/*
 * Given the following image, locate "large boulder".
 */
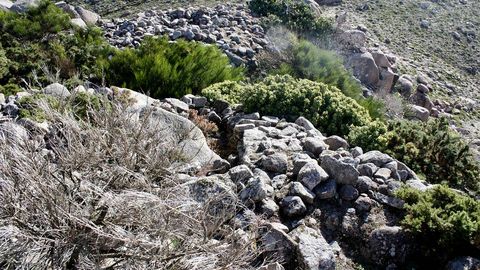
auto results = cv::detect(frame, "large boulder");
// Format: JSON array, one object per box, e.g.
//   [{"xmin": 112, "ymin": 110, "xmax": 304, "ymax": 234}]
[
  {"xmin": 406, "ymin": 104, "xmax": 429, "ymax": 122},
  {"xmin": 290, "ymin": 226, "xmax": 336, "ymax": 270},
  {"xmin": 366, "ymin": 226, "xmax": 411, "ymax": 266},
  {"xmin": 75, "ymin": 6, "xmax": 100, "ymax": 25},
  {"xmin": 147, "ymin": 107, "xmax": 224, "ymax": 169},
  {"xmin": 358, "ymin": 151, "xmax": 394, "ymax": 167},
  {"xmin": 259, "ymin": 223, "xmax": 297, "ymax": 264},
  {"xmin": 347, "ymin": 52, "xmax": 379, "ymax": 87},
  {"xmin": 337, "ymin": 30, "xmax": 367, "ymax": 49}
]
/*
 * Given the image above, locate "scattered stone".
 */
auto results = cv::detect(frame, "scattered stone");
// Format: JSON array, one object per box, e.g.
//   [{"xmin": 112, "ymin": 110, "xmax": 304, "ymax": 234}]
[
  {"xmin": 339, "ymin": 185, "xmax": 359, "ymax": 201},
  {"xmin": 303, "ymin": 137, "xmax": 328, "ymax": 157},
  {"xmin": 43, "ymin": 83, "xmax": 70, "ymax": 98},
  {"xmin": 358, "ymin": 151, "xmax": 394, "ymax": 167},
  {"xmin": 314, "ymin": 179, "xmax": 337, "ymax": 199},
  {"xmin": 290, "ymin": 226, "xmax": 336, "ymax": 270},
  {"xmin": 280, "ymin": 196, "xmax": 307, "ymax": 217},
  {"xmin": 324, "ymin": 135, "xmax": 349, "ymax": 150},
  {"xmin": 297, "ymin": 162, "xmax": 329, "ymax": 190},
  {"xmin": 261, "ymin": 153, "xmax": 288, "ymax": 173},
  {"xmin": 289, "ymin": 182, "xmax": 316, "ymax": 204}
]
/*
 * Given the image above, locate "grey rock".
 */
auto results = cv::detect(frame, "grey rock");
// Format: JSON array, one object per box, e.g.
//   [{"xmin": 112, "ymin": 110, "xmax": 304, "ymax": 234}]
[
  {"xmin": 280, "ymin": 196, "xmax": 307, "ymax": 217},
  {"xmin": 354, "ymin": 194, "xmax": 373, "ymax": 212},
  {"xmin": 272, "ymin": 174, "xmax": 288, "ymax": 189},
  {"xmin": 71, "ymin": 18, "xmax": 87, "ymax": 29},
  {"xmin": 396, "ymin": 75, "xmax": 414, "ymax": 97},
  {"xmin": 406, "ymin": 104, "xmax": 429, "ymax": 122},
  {"xmin": 339, "ymin": 185, "xmax": 359, "ymax": 201},
  {"xmin": 0, "ymin": 122, "xmax": 29, "ymax": 143},
  {"xmin": 357, "ymin": 163, "xmax": 378, "ymax": 177},
  {"xmin": 369, "ymin": 191, "xmax": 404, "ymax": 209},
  {"xmin": 347, "ymin": 52, "xmax": 379, "ymax": 87},
  {"xmin": 374, "ymin": 168, "xmax": 392, "ymax": 180},
  {"xmin": 207, "ymin": 111, "xmax": 221, "ymax": 123},
  {"xmin": 351, "ymin": 146, "xmax": 363, "ymax": 158},
  {"xmin": 43, "ymin": 83, "xmax": 70, "ymax": 98},
  {"xmin": 2, "ymin": 103, "xmax": 19, "ymax": 117},
  {"xmin": 324, "ymin": 135, "xmax": 349, "ymax": 150},
  {"xmin": 321, "ymin": 155, "xmax": 359, "ymax": 185},
  {"xmin": 446, "ymin": 257, "xmax": 480, "ymax": 270},
  {"xmin": 164, "ymin": 98, "xmax": 189, "ymax": 112},
  {"xmin": 9, "ymin": 0, "xmax": 40, "ymax": 13},
  {"xmin": 75, "ymin": 6, "xmax": 100, "ymax": 25},
  {"xmin": 368, "ymin": 226, "xmax": 410, "ymax": 265},
  {"xmin": 289, "ymin": 182, "xmax": 315, "ymax": 204},
  {"xmin": 292, "ymin": 153, "xmax": 315, "ymax": 176},
  {"xmin": 148, "ymin": 107, "xmax": 223, "ymax": 168},
  {"xmin": 239, "ymin": 177, "xmax": 272, "ymax": 203},
  {"xmin": 229, "ymin": 165, "xmax": 254, "ymax": 183},
  {"xmin": 406, "ymin": 179, "xmax": 428, "ymax": 191},
  {"xmin": 259, "ymin": 223, "xmax": 297, "ymax": 264},
  {"xmin": 295, "ymin": 116, "xmax": 316, "ymax": 130},
  {"xmin": 0, "ymin": 0, "xmax": 13, "ymax": 10},
  {"xmin": 356, "ymin": 176, "xmax": 378, "ymax": 193},
  {"xmin": 260, "ymin": 198, "xmax": 279, "ymax": 217},
  {"xmin": 261, "ymin": 153, "xmax": 288, "ymax": 173},
  {"xmin": 290, "ymin": 226, "xmax": 336, "ymax": 270},
  {"xmin": 314, "ymin": 179, "xmax": 337, "ymax": 199},
  {"xmin": 303, "ymin": 137, "xmax": 328, "ymax": 157},
  {"xmin": 358, "ymin": 151, "xmax": 394, "ymax": 167},
  {"xmin": 234, "ymin": 123, "xmax": 255, "ymax": 133},
  {"xmin": 297, "ymin": 162, "xmax": 329, "ymax": 190}
]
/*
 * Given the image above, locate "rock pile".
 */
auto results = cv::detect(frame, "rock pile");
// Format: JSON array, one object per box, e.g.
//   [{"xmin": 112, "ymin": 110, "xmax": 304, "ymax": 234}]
[
  {"xmin": 99, "ymin": 4, "xmax": 270, "ymax": 68},
  {"xmin": 1, "ymin": 83, "xmax": 477, "ymax": 269}
]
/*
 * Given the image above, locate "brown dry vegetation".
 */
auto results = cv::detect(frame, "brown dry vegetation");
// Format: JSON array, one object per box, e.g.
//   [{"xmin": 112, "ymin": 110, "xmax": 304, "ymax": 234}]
[{"xmin": 0, "ymin": 100, "xmax": 259, "ymax": 269}]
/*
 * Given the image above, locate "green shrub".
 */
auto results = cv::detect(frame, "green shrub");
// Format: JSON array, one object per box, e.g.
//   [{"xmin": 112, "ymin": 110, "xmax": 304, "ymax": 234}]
[
  {"xmin": 396, "ymin": 185, "xmax": 480, "ymax": 263},
  {"xmin": 272, "ymin": 40, "xmax": 385, "ymax": 119},
  {"xmin": 203, "ymin": 75, "xmax": 371, "ymax": 136},
  {"xmin": 0, "ymin": 1, "xmax": 110, "ymax": 86},
  {"xmin": 349, "ymin": 118, "xmax": 480, "ymax": 192},
  {"xmin": 17, "ymin": 94, "xmax": 60, "ymax": 122},
  {"xmin": 249, "ymin": 0, "xmax": 333, "ymax": 37},
  {"xmin": 0, "ymin": 83, "xmax": 21, "ymax": 97},
  {"xmin": 99, "ymin": 37, "xmax": 244, "ymax": 99}
]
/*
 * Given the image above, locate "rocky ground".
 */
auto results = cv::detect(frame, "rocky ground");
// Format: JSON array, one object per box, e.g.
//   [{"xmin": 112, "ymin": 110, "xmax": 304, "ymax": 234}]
[{"xmin": 2, "ymin": 82, "xmax": 478, "ymax": 269}]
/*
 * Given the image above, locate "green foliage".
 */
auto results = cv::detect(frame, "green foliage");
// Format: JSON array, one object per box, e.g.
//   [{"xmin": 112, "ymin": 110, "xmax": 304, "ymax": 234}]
[
  {"xmin": 0, "ymin": 1, "xmax": 110, "ymax": 87},
  {"xmin": 0, "ymin": 83, "xmax": 21, "ymax": 97},
  {"xmin": 203, "ymin": 75, "xmax": 372, "ymax": 136},
  {"xmin": 100, "ymin": 37, "xmax": 244, "ymax": 99},
  {"xmin": 396, "ymin": 185, "xmax": 480, "ymax": 260},
  {"xmin": 348, "ymin": 120, "xmax": 388, "ymax": 151},
  {"xmin": 272, "ymin": 40, "xmax": 385, "ymax": 119},
  {"xmin": 17, "ymin": 94, "xmax": 60, "ymax": 122},
  {"xmin": 349, "ymin": 118, "xmax": 480, "ymax": 192},
  {"xmin": 0, "ymin": 0, "xmax": 70, "ymax": 39},
  {"xmin": 249, "ymin": 0, "xmax": 333, "ymax": 37}
]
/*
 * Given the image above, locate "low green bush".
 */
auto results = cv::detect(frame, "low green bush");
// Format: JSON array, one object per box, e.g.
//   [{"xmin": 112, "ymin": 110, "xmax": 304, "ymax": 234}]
[
  {"xmin": 99, "ymin": 37, "xmax": 244, "ymax": 99},
  {"xmin": 271, "ymin": 39, "xmax": 385, "ymax": 119},
  {"xmin": 0, "ymin": 0, "xmax": 110, "ymax": 88},
  {"xmin": 203, "ymin": 75, "xmax": 371, "ymax": 136},
  {"xmin": 396, "ymin": 185, "xmax": 480, "ymax": 264},
  {"xmin": 349, "ymin": 118, "xmax": 480, "ymax": 192},
  {"xmin": 0, "ymin": 83, "xmax": 21, "ymax": 97},
  {"xmin": 249, "ymin": 0, "xmax": 333, "ymax": 37}
]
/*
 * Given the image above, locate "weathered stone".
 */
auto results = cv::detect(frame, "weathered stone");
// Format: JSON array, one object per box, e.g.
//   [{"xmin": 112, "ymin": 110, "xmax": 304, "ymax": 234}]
[
  {"xmin": 280, "ymin": 196, "xmax": 307, "ymax": 217},
  {"xmin": 303, "ymin": 137, "xmax": 328, "ymax": 157},
  {"xmin": 374, "ymin": 168, "xmax": 392, "ymax": 180},
  {"xmin": 289, "ymin": 182, "xmax": 315, "ymax": 204},
  {"xmin": 358, "ymin": 151, "xmax": 394, "ymax": 167},
  {"xmin": 295, "ymin": 116, "xmax": 316, "ymax": 130},
  {"xmin": 339, "ymin": 185, "xmax": 359, "ymax": 201},
  {"xmin": 314, "ymin": 179, "xmax": 337, "ymax": 199},
  {"xmin": 260, "ymin": 198, "xmax": 279, "ymax": 217},
  {"xmin": 239, "ymin": 177, "xmax": 272, "ymax": 203},
  {"xmin": 259, "ymin": 223, "xmax": 297, "ymax": 264},
  {"xmin": 43, "ymin": 83, "xmax": 70, "ymax": 98},
  {"xmin": 446, "ymin": 257, "xmax": 480, "ymax": 270},
  {"xmin": 297, "ymin": 162, "xmax": 329, "ymax": 190},
  {"xmin": 323, "ymin": 135, "xmax": 349, "ymax": 150},
  {"xmin": 355, "ymin": 176, "xmax": 378, "ymax": 193},
  {"xmin": 354, "ymin": 194, "xmax": 373, "ymax": 212},
  {"xmin": 261, "ymin": 153, "xmax": 288, "ymax": 173},
  {"xmin": 367, "ymin": 226, "xmax": 410, "ymax": 265},
  {"xmin": 228, "ymin": 165, "xmax": 254, "ymax": 183},
  {"xmin": 75, "ymin": 6, "xmax": 100, "ymax": 25},
  {"xmin": 351, "ymin": 146, "xmax": 363, "ymax": 158},
  {"xmin": 347, "ymin": 52, "xmax": 379, "ymax": 87},
  {"xmin": 290, "ymin": 226, "xmax": 336, "ymax": 270},
  {"xmin": 406, "ymin": 104, "xmax": 430, "ymax": 122},
  {"xmin": 321, "ymin": 155, "xmax": 359, "ymax": 185}
]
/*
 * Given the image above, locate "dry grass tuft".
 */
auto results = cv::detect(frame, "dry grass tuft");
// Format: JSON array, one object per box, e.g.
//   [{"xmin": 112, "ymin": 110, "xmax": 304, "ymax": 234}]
[{"xmin": 0, "ymin": 100, "xmax": 260, "ymax": 269}]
